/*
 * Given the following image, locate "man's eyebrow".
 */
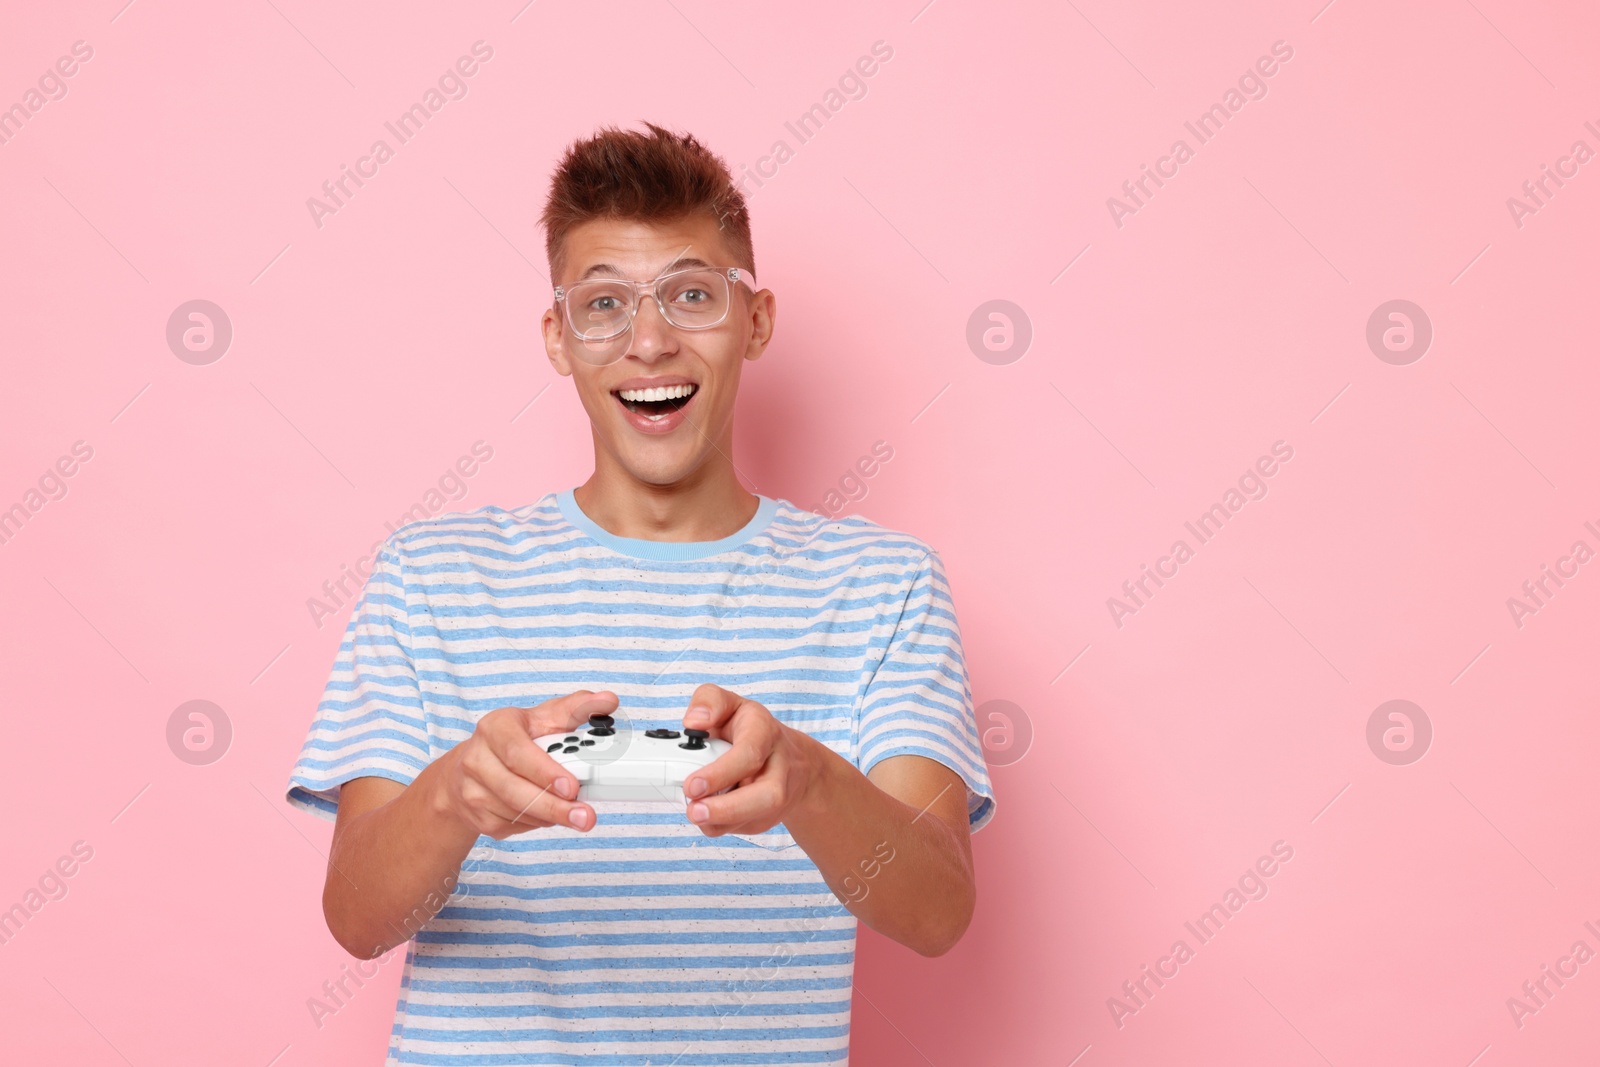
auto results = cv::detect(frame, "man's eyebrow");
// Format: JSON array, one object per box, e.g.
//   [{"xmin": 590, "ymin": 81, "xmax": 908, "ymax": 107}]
[
  {"xmin": 576, "ymin": 257, "xmax": 714, "ymax": 281},
  {"xmin": 662, "ymin": 255, "xmax": 713, "ymax": 272}
]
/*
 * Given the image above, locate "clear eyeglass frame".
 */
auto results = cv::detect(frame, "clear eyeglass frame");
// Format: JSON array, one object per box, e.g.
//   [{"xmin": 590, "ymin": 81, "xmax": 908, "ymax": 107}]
[{"xmin": 553, "ymin": 266, "xmax": 754, "ymax": 366}]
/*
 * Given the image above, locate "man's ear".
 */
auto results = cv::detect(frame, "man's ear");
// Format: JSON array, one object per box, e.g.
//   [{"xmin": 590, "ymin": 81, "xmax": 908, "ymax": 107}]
[
  {"xmin": 744, "ymin": 288, "xmax": 776, "ymax": 363},
  {"xmin": 541, "ymin": 307, "xmax": 575, "ymax": 377}
]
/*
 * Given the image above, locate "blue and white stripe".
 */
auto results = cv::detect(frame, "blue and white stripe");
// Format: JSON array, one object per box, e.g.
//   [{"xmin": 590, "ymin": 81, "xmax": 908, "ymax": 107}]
[{"xmin": 287, "ymin": 489, "xmax": 994, "ymax": 1065}]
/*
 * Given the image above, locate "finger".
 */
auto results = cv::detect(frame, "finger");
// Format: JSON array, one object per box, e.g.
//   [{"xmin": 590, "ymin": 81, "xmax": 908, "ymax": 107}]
[
  {"xmin": 485, "ymin": 713, "xmax": 592, "ymax": 800},
  {"xmin": 528, "ymin": 689, "xmax": 619, "ymax": 736},
  {"xmin": 476, "ymin": 799, "xmax": 556, "ymax": 836},
  {"xmin": 682, "ymin": 684, "xmax": 742, "ymax": 733},
  {"xmin": 463, "ymin": 762, "xmax": 564, "ymax": 829},
  {"xmin": 689, "ymin": 774, "xmax": 785, "ymax": 831},
  {"xmin": 683, "ymin": 729, "xmax": 772, "ymax": 800},
  {"xmin": 455, "ymin": 768, "xmax": 555, "ymax": 833},
  {"xmin": 469, "ymin": 746, "xmax": 595, "ymax": 830},
  {"xmin": 502, "ymin": 691, "xmax": 619, "ymax": 803}
]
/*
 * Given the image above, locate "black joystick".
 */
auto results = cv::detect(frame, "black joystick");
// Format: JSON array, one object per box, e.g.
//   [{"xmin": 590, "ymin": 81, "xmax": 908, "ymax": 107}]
[
  {"xmin": 587, "ymin": 713, "xmax": 616, "ymax": 737},
  {"xmin": 679, "ymin": 728, "xmax": 709, "ymax": 751}
]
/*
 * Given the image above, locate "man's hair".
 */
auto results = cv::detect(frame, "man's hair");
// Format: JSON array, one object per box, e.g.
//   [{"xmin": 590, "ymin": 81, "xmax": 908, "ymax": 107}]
[{"xmin": 540, "ymin": 122, "xmax": 754, "ymax": 283}]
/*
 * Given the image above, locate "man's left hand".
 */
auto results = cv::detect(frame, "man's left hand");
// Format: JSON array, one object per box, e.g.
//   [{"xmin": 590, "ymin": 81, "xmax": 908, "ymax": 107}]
[{"xmin": 679, "ymin": 683, "xmax": 825, "ymax": 836}]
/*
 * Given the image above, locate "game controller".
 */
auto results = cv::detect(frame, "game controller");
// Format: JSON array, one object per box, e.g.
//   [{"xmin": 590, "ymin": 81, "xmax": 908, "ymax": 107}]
[{"xmin": 533, "ymin": 713, "xmax": 733, "ymax": 803}]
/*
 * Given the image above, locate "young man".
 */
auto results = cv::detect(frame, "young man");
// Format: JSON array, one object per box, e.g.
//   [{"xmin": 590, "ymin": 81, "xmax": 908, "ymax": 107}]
[{"xmin": 287, "ymin": 122, "xmax": 995, "ymax": 1066}]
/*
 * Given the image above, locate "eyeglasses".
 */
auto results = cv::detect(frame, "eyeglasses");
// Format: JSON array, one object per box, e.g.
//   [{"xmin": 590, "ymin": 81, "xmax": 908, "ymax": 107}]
[{"xmin": 553, "ymin": 266, "xmax": 752, "ymax": 366}]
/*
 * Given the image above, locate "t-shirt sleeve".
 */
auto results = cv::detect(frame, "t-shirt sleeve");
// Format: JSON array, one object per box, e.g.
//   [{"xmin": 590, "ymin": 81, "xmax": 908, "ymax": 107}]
[
  {"xmin": 856, "ymin": 547, "xmax": 996, "ymax": 832},
  {"xmin": 286, "ymin": 538, "xmax": 432, "ymax": 821}
]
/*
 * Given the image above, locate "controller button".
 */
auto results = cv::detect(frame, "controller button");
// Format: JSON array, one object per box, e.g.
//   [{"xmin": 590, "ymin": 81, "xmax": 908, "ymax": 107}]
[
  {"xmin": 564, "ymin": 735, "xmax": 579, "ymax": 742},
  {"xmin": 546, "ymin": 742, "xmax": 563, "ymax": 752},
  {"xmin": 587, "ymin": 727, "xmax": 615, "ymax": 737},
  {"xmin": 645, "ymin": 728, "xmax": 682, "ymax": 739},
  {"xmin": 680, "ymin": 728, "xmax": 709, "ymax": 750},
  {"xmin": 580, "ymin": 739, "xmax": 595, "ymax": 746},
  {"xmin": 588, "ymin": 714, "xmax": 615, "ymax": 728},
  {"xmin": 563, "ymin": 745, "xmax": 580, "ymax": 753}
]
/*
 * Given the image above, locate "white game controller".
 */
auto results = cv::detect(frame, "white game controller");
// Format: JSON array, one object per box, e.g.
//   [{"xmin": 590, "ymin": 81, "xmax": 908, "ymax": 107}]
[{"xmin": 533, "ymin": 713, "xmax": 733, "ymax": 803}]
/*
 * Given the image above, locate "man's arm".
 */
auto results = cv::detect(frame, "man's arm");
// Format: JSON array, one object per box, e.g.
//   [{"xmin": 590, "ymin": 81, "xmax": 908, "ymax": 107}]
[
  {"xmin": 680, "ymin": 686, "xmax": 976, "ymax": 957},
  {"xmin": 791, "ymin": 747, "xmax": 975, "ymax": 957},
  {"xmin": 323, "ymin": 773, "xmax": 473, "ymax": 958},
  {"xmin": 321, "ymin": 691, "xmax": 614, "ymax": 958}
]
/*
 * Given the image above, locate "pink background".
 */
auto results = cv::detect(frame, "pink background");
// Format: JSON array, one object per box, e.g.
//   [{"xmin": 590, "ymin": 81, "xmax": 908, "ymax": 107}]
[{"xmin": 3, "ymin": 1, "xmax": 1597, "ymax": 1063}]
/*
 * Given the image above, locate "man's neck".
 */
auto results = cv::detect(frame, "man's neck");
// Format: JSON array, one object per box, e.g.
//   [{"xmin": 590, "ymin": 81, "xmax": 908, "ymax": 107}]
[{"xmin": 572, "ymin": 469, "xmax": 759, "ymax": 543}]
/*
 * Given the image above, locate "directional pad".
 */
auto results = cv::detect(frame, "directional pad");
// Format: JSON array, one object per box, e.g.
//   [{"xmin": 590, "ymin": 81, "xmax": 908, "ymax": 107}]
[{"xmin": 645, "ymin": 728, "xmax": 681, "ymax": 739}]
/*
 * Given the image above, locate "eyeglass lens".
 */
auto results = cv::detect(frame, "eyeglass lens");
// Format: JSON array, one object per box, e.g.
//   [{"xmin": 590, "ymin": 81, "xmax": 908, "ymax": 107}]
[{"xmin": 565, "ymin": 270, "xmax": 730, "ymax": 343}]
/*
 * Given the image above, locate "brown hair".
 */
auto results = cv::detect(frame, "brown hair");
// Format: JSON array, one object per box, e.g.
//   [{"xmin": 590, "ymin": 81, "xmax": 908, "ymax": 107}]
[{"xmin": 540, "ymin": 122, "xmax": 754, "ymax": 283}]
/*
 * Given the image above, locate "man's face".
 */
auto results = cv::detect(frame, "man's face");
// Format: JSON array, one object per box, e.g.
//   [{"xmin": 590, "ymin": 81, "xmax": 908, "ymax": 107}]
[{"xmin": 540, "ymin": 214, "xmax": 775, "ymax": 489}]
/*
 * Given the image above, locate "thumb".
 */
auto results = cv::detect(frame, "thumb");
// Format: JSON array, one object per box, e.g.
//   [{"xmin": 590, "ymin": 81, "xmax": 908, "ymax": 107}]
[{"xmin": 533, "ymin": 689, "xmax": 619, "ymax": 733}]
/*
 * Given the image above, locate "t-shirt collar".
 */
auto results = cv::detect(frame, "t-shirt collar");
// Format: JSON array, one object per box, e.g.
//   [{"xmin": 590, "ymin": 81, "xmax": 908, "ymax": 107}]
[{"xmin": 556, "ymin": 488, "xmax": 780, "ymax": 561}]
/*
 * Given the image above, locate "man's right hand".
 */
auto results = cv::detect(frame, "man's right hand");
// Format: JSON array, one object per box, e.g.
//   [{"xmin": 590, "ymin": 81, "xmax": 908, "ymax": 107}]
[{"xmin": 425, "ymin": 689, "xmax": 618, "ymax": 836}]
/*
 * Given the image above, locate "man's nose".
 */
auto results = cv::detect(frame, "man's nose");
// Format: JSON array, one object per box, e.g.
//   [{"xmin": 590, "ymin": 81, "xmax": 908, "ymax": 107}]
[{"xmin": 626, "ymin": 293, "xmax": 676, "ymax": 360}]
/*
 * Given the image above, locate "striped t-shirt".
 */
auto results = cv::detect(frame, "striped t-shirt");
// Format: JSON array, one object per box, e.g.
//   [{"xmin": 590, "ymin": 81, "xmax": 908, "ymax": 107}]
[{"xmin": 286, "ymin": 488, "xmax": 996, "ymax": 1066}]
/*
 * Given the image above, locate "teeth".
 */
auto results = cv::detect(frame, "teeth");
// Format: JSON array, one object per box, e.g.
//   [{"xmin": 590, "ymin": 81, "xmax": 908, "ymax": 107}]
[{"xmin": 618, "ymin": 383, "xmax": 696, "ymax": 402}]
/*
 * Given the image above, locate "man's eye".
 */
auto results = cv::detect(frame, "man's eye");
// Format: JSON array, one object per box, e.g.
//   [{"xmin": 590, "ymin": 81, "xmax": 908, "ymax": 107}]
[
  {"xmin": 590, "ymin": 296, "xmax": 621, "ymax": 311},
  {"xmin": 675, "ymin": 288, "xmax": 709, "ymax": 304}
]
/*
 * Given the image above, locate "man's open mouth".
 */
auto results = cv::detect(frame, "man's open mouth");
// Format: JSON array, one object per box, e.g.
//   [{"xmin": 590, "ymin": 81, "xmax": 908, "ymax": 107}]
[{"xmin": 612, "ymin": 383, "xmax": 698, "ymax": 421}]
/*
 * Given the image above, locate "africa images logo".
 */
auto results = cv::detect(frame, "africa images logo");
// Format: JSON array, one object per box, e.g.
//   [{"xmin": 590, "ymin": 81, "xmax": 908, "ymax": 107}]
[
  {"xmin": 1105, "ymin": 40, "xmax": 1295, "ymax": 229},
  {"xmin": 305, "ymin": 41, "xmax": 494, "ymax": 228}
]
